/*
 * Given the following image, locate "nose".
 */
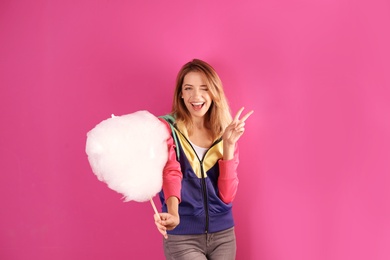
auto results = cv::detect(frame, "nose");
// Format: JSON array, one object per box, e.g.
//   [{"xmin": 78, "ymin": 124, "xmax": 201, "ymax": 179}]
[{"xmin": 192, "ymin": 87, "xmax": 201, "ymax": 97}]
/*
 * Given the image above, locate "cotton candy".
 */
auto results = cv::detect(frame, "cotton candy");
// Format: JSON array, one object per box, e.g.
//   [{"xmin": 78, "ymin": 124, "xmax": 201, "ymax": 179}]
[{"xmin": 85, "ymin": 110, "xmax": 170, "ymax": 202}]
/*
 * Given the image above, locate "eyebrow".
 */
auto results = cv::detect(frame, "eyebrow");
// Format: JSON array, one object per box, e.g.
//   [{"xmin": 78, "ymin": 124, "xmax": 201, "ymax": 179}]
[{"xmin": 183, "ymin": 84, "xmax": 208, "ymax": 87}]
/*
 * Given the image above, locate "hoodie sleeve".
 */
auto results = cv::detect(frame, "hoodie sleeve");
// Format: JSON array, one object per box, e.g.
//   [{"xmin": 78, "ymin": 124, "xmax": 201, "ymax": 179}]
[
  {"xmin": 159, "ymin": 118, "xmax": 182, "ymax": 203},
  {"xmin": 218, "ymin": 144, "xmax": 239, "ymax": 204}
]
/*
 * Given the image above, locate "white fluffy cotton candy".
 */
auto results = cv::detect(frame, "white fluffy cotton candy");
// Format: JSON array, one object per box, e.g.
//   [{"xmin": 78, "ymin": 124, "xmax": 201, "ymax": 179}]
[{"xmin": 85, "ymin": 110, "xmax": 170, "ymax": 202}]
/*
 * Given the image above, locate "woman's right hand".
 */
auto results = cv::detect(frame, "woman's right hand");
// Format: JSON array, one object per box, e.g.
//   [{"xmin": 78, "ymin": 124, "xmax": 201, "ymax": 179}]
[{"xmin": 154, "ymin": 212, "xmax": 180, "ymax": 239}]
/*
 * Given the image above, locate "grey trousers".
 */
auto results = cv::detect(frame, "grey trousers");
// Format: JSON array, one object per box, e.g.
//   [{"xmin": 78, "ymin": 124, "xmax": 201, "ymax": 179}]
[{"xmin": 163, "ymin": 227, "xmax": 236, "ymax": 260}]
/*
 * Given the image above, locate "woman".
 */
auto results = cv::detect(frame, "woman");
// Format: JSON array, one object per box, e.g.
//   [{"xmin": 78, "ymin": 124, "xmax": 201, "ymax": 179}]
[{"xmin": 154, "ymin": 59, "xmax": 253, "ymax": 260}]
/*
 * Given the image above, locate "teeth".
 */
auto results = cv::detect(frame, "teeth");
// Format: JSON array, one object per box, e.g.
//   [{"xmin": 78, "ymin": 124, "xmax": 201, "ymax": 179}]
[{"xmin": 192, "ymin": 102, "xmax": 204, "ymax": 105}]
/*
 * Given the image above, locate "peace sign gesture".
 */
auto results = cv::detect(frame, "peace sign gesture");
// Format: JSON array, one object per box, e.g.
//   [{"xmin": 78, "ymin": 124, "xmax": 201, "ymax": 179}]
[{"xmin": 222, "ymin": 107, "xmax": 254, "ymax": 160}]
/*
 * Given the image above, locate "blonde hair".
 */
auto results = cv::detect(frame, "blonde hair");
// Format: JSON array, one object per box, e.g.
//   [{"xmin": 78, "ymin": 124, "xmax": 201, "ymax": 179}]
[{"xmin": 171, "ymin": 59, "xmax": 232, "ymax": 140}]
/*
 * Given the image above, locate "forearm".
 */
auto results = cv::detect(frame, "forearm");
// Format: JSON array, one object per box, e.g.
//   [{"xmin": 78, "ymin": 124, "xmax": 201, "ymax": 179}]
[{"xmin": 166, "ymin": 196, "xmax": 179, "ymax": 216}]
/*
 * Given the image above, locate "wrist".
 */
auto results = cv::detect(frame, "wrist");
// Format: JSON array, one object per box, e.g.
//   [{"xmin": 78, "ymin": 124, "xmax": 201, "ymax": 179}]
[{"xmin": 223, "ymin": 144, "xmax": 235, "ymax": 160}]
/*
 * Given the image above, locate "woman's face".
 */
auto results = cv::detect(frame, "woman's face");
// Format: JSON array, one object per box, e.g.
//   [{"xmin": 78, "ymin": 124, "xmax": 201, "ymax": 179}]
[{"xmin": 181, "ymin": 71, "xmax": 212, "ymax": 120}]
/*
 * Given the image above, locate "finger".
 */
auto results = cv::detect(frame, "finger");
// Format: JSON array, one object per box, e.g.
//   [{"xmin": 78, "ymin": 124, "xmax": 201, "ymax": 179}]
[
  {"xmin": 156, "ymin": 224, "xmax": 165, "ymax": 232},
  {"xmin": 154, "ymin": 213, "xmax": 161, "ymax": 222},
  {"xmin": 235, "ymin": 127, "xmax": 245, "ymax": 133},
  {"xmin": 234, "ymin": 107, "xmax": 245, "ymax": 122},
  {"xmin": 161, "ymin": 219, "xmax": 170, "ymax": 226},
  {"xmin": 225, "ymin": 123, "xmax": 237, "ymax": 133},
  {"xmin": 159, "ymin": 227, "xmax": 168, "ymax": 239},
  {"xmin": 157, "ymin": 224, "xmax": 168, "ymax": 238},
  {"xmin": 157, "ymin": 222, "xmax": 167, "ymax": 232},
  {"xmin": 154, "ymin": 218, "xmax": 165, "ymax": 228},
  {"xmin": 235, "ymin": 122, "xmax": 245, "ymax": 129},
  {"xmin": 239, "ymin": 110, "xmax": 254, "ymax": 123},
  {"xmin": 158, "ymin": 213, "xmax": 169, "ymax": 220}
]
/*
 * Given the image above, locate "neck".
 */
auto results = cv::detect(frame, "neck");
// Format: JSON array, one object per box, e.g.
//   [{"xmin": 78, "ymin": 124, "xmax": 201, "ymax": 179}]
[{"xmin": 192, "ymin": 117, "xmax": 205, "ymax": 129}]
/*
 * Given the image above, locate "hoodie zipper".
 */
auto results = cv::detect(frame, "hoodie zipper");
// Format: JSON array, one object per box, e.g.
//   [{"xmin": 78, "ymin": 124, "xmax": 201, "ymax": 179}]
[{"xmin": 177, "ymin": 130, "xmax": 222, "ymax": 233}]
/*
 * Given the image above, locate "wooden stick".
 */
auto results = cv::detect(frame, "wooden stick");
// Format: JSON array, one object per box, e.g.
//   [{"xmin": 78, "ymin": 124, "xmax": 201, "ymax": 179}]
[{"xmin": 150, "ymin": 198, "xmax": 159, "ymax": 215}]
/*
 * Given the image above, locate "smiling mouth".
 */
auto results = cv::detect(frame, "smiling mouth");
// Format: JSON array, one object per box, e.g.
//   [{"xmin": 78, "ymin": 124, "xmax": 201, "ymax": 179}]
[{"xmin": 191, "ymin": 102, "xmax": 204, "ymax": 110}]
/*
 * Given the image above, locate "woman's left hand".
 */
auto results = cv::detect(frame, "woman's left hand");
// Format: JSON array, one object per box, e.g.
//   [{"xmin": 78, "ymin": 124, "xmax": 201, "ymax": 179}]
[
  {"xmin": 222, "ymin": 107, "xmax": 253, "ymax": 159},
  {"xmin": 223, "ymin": 107, "xmax": 253, "ymax": 145}
]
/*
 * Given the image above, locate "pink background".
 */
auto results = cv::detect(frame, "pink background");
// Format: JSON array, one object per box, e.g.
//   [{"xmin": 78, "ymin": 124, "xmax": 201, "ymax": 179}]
[{"xmin": 1, "ymin": 0, "xmax": 389, "ymax": 259}]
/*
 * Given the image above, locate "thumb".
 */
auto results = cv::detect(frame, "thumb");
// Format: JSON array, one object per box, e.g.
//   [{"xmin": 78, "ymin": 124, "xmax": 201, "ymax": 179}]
[{"xmin": 154, "ymin": 213, "xmax": 161, "ymax": 222}]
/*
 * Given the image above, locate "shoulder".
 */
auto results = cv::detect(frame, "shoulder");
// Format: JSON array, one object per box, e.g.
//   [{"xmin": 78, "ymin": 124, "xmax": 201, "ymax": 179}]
[
  {"xmin": 158, "ymin": 114, "xmax": 176, "ymax": 124},
  {"xmin": 158, "ymin": 114, "xmax": 177, "ymax": 134}
]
